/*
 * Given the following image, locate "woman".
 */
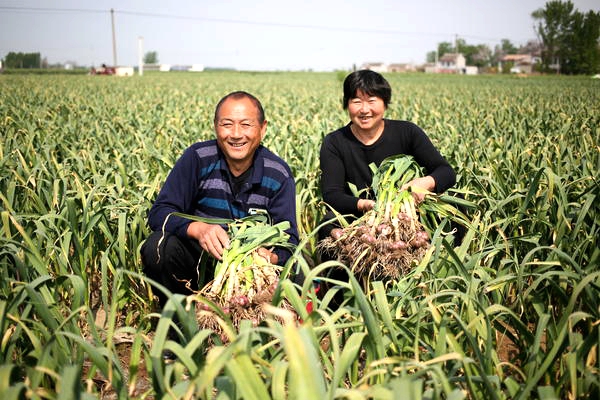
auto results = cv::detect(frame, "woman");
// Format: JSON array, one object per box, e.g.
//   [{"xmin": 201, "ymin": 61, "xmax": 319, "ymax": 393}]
[{"xmin": 318, "ymin": 69, "xmax": 456, "ymax": 263}]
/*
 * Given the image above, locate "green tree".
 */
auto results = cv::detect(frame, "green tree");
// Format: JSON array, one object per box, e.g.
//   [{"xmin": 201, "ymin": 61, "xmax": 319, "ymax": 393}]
[
  {"xmin": 433, "ymin": 40, "xmax": 491, "ymax": 67},
  {"xmin": 426, "ymin": 51, "xmax": 437, "ymax": 63},
  {"xmin": 500, "ymin": 39, "xmax": 518, "ymax": 55},
  {"xmin": 4, "ymin": 52, "xmax": 41, "ymax": 68},
  {"xmin": 519, "ymin": 40, "xmax": 543, "ymax": 56},
  {"xmin": 532, "ymin": 0, "xmax": 600, "ymax": 74},
  {"xmin": 437, "ymin": 42, "xmax": 454, "ymax": 58},
  {"xmin": 492, "ymin": 39, "xmax": 519, "ymax": 66},
  {"xmin": 143, "ymin": 51, "xmax": 159, "ymax": 64},
  {"xmin": 470, "ymin": 44, "xmax": 493, "ymax": 67},
  {"xmin": 561, "ymin": 10, "xmax": 600, "ymax": 74}
]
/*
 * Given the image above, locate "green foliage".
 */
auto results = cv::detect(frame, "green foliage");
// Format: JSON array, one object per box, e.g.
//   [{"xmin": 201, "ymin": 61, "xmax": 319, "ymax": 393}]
[
  {"xmin": 532, "ymin": 0, "xmax": 600, "ymax": 74},
  {"xmin": 0, "ymin": 72, "xmax": 598, "ymax": 399},
  {"xmin": 3, "ymin": 51, "xmax": 41, "ymax": 68},
  {"xmin": 143, "ymin": 51, "xmax": 159, "ymax": 64}
]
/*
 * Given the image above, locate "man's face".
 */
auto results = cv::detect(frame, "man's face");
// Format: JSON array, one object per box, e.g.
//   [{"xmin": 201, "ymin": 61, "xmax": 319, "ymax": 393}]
[{"xmin": 215, "ymin": 96, "xmax": 267, "ymax": 174}]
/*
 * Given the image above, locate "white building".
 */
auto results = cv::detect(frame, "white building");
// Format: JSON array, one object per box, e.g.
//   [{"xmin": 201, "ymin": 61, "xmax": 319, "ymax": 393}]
[{"xmin": 425, "ymin": 53, "xmax": 478, "ymax": 74}]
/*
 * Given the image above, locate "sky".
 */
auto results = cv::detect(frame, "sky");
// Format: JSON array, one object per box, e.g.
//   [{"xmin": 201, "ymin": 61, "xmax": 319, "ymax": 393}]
[{"xmin": 1, "ymin": 0, "xmax": 598, "ymax": 71}]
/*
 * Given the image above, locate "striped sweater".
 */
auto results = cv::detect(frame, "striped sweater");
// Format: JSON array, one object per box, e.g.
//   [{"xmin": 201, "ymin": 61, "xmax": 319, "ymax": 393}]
[{"xmin": 148, "ymin": 140, "xmax": 298, "ymax": 261}]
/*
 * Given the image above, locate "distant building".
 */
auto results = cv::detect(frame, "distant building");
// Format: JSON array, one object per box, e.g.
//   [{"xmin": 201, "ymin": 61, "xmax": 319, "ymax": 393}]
[
  {"xmin": 501, "ymin": 54, "xmax": 539, "ymax": 74},
  {"xmin": 115, "ymin": 66, "xmax": 134, "ymax": 76},
  {"xmin": 165, "ymin": 64, "xmax": 204, "ymax": 72},
  {"xmin": 360, "ymin": 62, "xmax": 387, "ymax": 73},
  {"xmin": 359, "ymin": 62, "xmax": 418, "ymax": 73},
  {"xmin": 424, "ymin": 53, "xmax": 478, "ymax": 75},
  {"xmin": 388, "ymin": 63, "xmax": 416, "ymax": 73},
  {"xmin": 438, "ymin": 53, "xmax": 466, "ymax": 71},
  {"xmin": 141, "ymin": 63, "xmax": 172, "ymax": 72}
]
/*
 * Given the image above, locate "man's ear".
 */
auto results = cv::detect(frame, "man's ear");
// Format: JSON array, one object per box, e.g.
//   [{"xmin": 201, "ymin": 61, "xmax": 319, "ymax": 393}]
[{"xmin": 260, "ymin": 120, "xmax": 268, "ymax": 140}]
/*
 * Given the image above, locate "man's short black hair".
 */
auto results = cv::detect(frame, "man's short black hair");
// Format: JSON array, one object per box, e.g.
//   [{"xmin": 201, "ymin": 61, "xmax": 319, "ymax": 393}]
[
  {"xmin": 342, "ymin": 70, "xmax": 392, "ymax": 110},
  {"xmin": 214, "ymin": 91, "xmax": 265, "ymax": 124}
]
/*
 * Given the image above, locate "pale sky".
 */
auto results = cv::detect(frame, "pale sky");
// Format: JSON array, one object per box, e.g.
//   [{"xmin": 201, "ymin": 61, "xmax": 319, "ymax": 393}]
[{"xmin": 1, "ymin": 0, "xmax": 598, "ymax": 71}]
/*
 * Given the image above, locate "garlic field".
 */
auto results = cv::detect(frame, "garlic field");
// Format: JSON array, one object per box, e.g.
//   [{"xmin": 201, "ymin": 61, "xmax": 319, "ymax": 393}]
[{"xmin": 0, "ymin": 71, "xmax": 598, "ymax": 399}]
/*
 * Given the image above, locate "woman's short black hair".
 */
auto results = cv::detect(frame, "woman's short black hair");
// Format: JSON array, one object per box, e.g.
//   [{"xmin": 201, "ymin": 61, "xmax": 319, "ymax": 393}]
[{"xmin": 342, "ymin": 69, "xmax": 392, "ymax": 110}]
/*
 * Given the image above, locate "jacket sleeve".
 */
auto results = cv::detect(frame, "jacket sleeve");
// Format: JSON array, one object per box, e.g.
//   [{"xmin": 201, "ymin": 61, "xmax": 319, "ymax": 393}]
[
  {"xmin": 147, "ymin": 146, "xmax": 200, "ymax": 238},
  {"xmin": 267, "ymin": 172, "xmax": 299, "ymax": 266}
]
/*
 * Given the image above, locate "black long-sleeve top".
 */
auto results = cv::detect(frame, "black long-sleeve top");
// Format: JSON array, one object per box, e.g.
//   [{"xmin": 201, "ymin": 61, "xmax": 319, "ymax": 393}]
[{"xmin": 319, "ymin": 119, "xmax": 456, "ymax": 216}]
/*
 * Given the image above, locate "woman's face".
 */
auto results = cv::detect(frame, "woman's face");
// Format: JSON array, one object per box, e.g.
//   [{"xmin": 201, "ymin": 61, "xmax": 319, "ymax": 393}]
[{"xmin": 347, "ymin": 89, "xmax": 386, "ymax": 132}]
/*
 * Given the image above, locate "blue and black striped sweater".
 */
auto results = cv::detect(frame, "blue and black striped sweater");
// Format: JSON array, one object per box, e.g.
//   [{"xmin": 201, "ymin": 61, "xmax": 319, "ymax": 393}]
[{"xmin": 148, "ymin": 140, "xmax": 299, "ymax": 262}]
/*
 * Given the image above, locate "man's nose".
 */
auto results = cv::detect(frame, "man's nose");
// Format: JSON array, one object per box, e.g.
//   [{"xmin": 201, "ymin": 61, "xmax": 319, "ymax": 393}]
[{"xmin": 231, "ymin": 124, "xmax": 243, "ymax": 137}]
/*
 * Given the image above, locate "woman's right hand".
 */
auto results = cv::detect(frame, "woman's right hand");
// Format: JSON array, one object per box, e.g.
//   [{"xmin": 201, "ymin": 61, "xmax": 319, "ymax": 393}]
[{"xmin": 357, "ymin": 199, "xmax": 375, "ymax": 213}]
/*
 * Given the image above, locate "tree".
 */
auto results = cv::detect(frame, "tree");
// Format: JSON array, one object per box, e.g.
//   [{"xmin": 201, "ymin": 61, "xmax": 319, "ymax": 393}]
[
  {"xmin": 453, "ymin": 38, "xmax": 492, "ymax": 67},
  {"xmin": 492, "ymin": 39, "xmax": 519, "ymax": 66},
  {"xmin": 470, "ymin": 44, "xmax": 493, "ymax": 67},
  {"xmin": 519, "ymin": 40, "xmax": 543, "ymax": 56},
  {"xmin": 143, "ymin": 51, "xmax": 159, "ymax": 64},
  {"xmin": 432, "ymin": 40, "xmax": 491, "ymax": 67},
  {"xmin": 426, "ymin": 51, "xmax": 437, "ymax": 63},
  {"xmin": 4, "ymin": 52, "xmax": 41, "ymax": 68},
  {"xmin": 532, "ymin": 1, "xmax": 600, "ymax": 74},
  {"xmin": 437, "ymin": 42, "xmax": 454, "ymax": 58},
  {"xmin": 561, "ymin": 10, "xmax": 600, "ymax": 74},
  {"xmin": 501, "ymin": 39, "xmax": 518, "ymax": 55}
]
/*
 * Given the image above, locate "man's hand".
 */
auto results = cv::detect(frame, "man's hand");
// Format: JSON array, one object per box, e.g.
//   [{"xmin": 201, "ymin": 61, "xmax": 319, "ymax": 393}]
[
  {"xmin": 257, "ymin": 247, "xmax": 278, "ymax": 264},
  {"xmin": 187, "ymin": 221, "xmax": 230, "ymax": 260},
  {"xmin": 401, "ymin": 176, "xmax": 436, "ymax": 204}
]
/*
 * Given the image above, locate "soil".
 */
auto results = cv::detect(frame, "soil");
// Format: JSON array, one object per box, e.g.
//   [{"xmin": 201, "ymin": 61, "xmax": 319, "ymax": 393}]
[{"xmin": 82, "ymin": 334, "xmax": 153, "ymax": 399}]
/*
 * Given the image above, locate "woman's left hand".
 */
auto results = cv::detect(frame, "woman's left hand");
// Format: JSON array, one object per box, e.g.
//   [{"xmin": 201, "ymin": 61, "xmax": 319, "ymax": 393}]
[{"xmin": 401, "ymin": 176, "xmax": 436, "ymax": 203}]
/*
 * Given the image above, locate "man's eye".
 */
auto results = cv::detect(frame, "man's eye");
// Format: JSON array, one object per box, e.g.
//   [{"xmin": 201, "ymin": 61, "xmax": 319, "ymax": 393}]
[{"xmin": 221, "ymin": 123, "xmax": 233, "ymax": 128}]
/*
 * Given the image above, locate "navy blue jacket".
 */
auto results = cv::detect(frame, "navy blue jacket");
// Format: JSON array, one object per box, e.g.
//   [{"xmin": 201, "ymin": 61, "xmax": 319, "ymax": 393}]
[{"xmin": 148, "ymin": 140, "xmax": 299, "ymax": 263}]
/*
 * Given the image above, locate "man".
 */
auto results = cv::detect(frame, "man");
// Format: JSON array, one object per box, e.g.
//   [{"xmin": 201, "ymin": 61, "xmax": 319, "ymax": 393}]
[{"xmin": 141, "ymin": 91, "xmax": 299, "ymax": 308}]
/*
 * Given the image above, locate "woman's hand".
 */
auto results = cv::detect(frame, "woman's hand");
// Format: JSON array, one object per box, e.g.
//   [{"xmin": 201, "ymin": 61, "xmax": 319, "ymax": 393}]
[
  {"xmin": 401, "ymin": 176, "xmax": 436, "ymax": 203},
  {"xmin": 357, "ymin": 199, "xmax": 375, "ymax": 213},
  {"xmin": 187, "ymin": 221, "xmax": 230, "ymax": 260}
]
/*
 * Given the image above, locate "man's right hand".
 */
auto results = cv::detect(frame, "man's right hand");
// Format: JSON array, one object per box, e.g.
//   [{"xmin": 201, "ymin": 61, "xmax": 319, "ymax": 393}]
[{"xmin": 187, "ymin": 221, "xmax": 230, "ymax": 260}]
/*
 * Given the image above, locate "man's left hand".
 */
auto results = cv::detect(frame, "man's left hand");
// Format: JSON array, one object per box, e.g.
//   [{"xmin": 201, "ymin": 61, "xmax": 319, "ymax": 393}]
[{"xmin": 257, "ymin": 247, "xmax": 278, "ymax": 264}]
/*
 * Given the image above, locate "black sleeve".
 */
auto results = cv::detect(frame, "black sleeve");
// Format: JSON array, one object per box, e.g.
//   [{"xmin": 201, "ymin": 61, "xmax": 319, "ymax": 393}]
[
  {"xmin": 319, "ymin": 134, "xmax": 361, "ymax": 215},
  {"xmin": 408, "ymin": 123, "xmax": 456, "ymax": 193}
]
